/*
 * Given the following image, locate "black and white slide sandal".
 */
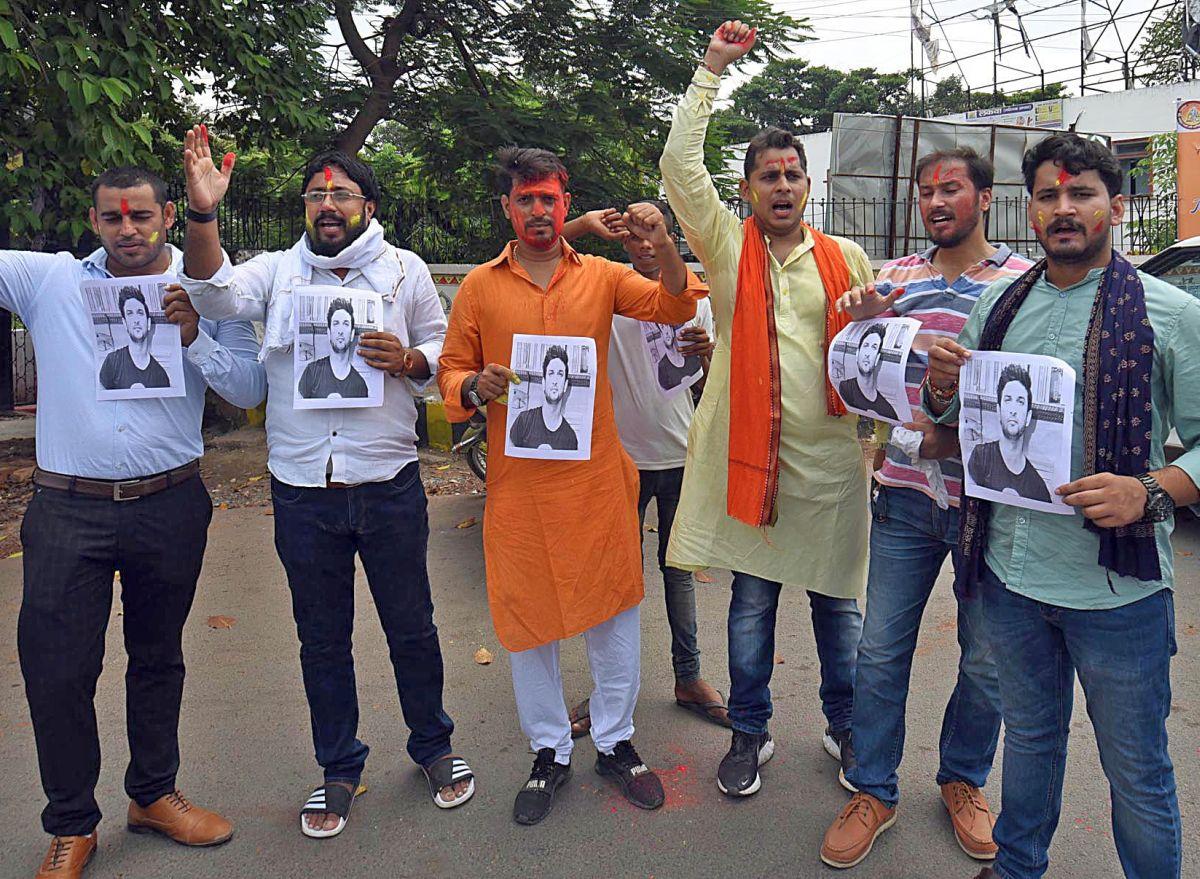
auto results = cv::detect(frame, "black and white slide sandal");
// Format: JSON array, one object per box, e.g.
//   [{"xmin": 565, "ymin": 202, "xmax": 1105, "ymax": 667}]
[
  {"xmin": 299, "ymin": 781, "xmax": 364, "ymax": 839},
  {"xmin": 422, "ymin": 755, "xmax": 476, "ymax": 809}
]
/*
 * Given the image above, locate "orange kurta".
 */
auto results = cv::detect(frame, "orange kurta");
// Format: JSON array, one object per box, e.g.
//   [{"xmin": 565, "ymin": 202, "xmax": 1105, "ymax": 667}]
[{"xmin": 438, "ymin": 240, "xmax": 705, "ymax": 652}]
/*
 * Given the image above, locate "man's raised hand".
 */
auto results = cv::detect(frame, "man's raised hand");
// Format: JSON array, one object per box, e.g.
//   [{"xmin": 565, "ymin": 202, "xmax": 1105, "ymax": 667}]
[
  {"xmin": 622, "ymin": 203, "xmax": 671, "ymax": 249},
  {"xmin": 183, "ymin": 124, "xmax": 236, "ymax": 214},
  {"xmin": 835, "ymin": 283, "xmax": 903, "ymax": 321},
  {"xmin": 584, "ymin": 209, "xmax": 629, "ymax": 241},
  {"xmin": 704, "ymin": 20, "xmax": 757, "ymax": 75}
]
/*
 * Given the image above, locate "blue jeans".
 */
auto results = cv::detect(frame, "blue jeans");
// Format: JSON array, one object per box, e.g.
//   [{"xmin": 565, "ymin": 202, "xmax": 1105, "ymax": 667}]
[
  {"xmin": 846, "ymin": 484, "xmax": 1001, "ymax": 806},
  {"xmin": 727, "ymin": 572, "xmax": 861, "ymax": 735},
  {"xmin": 980, "ymin": 564, "xmax": 1180, "ymax": 879},
  {"xmin": 638, "ymin": 467, "xmax": 700, "ymax": 684},
  {"xmin": 272, "ymin": 463, "xmax": 455, "ymax": 782}
]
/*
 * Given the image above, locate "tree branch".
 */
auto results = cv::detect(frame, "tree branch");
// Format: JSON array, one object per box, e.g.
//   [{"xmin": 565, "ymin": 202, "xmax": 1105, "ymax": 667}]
[{"xmin": 334, "ymin": 0, "xmax": 382, "ymax": 80}]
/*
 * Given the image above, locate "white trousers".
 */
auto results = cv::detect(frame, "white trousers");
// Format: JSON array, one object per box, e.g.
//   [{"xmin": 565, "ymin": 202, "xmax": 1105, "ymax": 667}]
[{"xmin": 509, "ymin": 604, "xmax": 641, "ymax": 763}]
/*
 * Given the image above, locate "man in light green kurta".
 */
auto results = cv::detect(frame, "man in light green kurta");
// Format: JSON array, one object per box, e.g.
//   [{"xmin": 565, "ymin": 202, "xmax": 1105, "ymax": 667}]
[{"xmin": 659, "ymin": 21, "xmax": 873, "ymax": 797}]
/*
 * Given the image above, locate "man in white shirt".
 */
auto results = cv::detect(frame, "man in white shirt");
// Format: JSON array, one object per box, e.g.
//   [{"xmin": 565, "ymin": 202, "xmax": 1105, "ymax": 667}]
[
  {"xmin": 177, "ymin": 127, "xmax": 474, "ymax": 838},
  {"xmin": 565, "ymin": 200, "xmax": 727, "ymax": 734}
]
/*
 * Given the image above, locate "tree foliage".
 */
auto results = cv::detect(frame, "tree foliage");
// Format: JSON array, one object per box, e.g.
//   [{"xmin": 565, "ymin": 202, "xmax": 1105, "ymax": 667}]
[
  {"xmin": 0, "ymin": 0, "xmax": 331, "ymax": 248},
  {"xmin": 718, "ymin": 63, "xmax": 1070, "ymax": 141}
]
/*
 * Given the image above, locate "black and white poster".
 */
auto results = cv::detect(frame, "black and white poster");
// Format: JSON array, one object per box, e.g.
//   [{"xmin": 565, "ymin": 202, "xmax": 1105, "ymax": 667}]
[
  {"xmin": 504, "ymin": 334, "xmax": 595, "ymax": 461},
  {"xmin": 827, "ymin": 317, "xmax": 919, "ymax": 425},
  {"xmin": 82, "ymin": 274, "xmax": 186, "ymax": 400},
  {"xmin": 292, "ymin": 286, "xmax": 384, "ymax": 410},
  {"xmin": 959, "ymin": 351, "xmax": 1075, "ymax": 515},
  {"xmin": 641, "ymin": 321, "xmax": 703, "ymax": 399}
]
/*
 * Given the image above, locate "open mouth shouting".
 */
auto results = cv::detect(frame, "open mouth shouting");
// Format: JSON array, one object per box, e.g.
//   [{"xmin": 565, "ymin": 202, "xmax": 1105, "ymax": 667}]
[
  {"xmin": 928, "ymin": 211, "xmax": 954, "ymax": 232},
  {"xmin": 315, "ymin": 213, "xmax": 346, "ymax": 235},
  {"xmin": 770, "ymin": 197, "xmax": 794, "ymax": 220}
]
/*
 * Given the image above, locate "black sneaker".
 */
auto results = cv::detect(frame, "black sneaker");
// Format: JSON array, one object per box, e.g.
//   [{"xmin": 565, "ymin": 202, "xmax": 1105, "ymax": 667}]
[
  {"xmin": 717, "ymin": 729, "xmax": 774, "ymax": 796},
  {"xmin": 513, "ymin": 748, "xmax": 571, "ymax": 825},
  {"xmin": 595, "ymin": 740, "xmax": 664, "ymax": 810},
  {"xmin": 823, "ymin": 726, "xmax": 858, "ymax": 793}
]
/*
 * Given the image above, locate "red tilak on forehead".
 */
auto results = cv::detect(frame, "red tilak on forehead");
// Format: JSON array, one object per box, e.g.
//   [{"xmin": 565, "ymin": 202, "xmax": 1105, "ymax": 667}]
[
  {"xmin": 1056, "ymin": 167, "xmax": 1073, "ymax": 187},
  {"xmin": 323, "ymin": 166, "xmax": 333, "ymax": 190},
  {"xmin": 120, "ymin": 198, "xmax": 130, "ymax": 216},
  {"xmin": 932, "ymin": 163, "xmax": 942, "ymax": 186}
]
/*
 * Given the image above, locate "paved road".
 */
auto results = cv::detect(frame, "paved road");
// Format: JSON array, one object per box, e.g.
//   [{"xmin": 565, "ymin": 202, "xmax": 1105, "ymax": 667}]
[{"xmin": 0, "ymin": 495, "xmax": 1196, "ymax": 879}]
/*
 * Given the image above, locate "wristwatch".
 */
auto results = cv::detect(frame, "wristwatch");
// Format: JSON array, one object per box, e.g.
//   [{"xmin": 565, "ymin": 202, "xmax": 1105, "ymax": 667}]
[
  {"xmin": 465, "ymin": 373, "xmax": 485, "ymax": 409},
  {"xmin": 1136, "ymin": 472, "xmax": 1174, "ymax": 523}
]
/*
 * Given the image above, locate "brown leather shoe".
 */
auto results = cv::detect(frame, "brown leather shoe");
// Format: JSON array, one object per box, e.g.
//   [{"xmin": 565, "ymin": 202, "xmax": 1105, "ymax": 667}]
[
  {"xmin": 941, "ymin": 781, "xmax": 998, "ymax": 860},
  {"xmin": 35, "ymin": 832, "xmax": 96, "ymax": 878},
  {"xmin": 127, "ymin": 790, "xmax": 233, "ymax": 846},
  {"xmin": 820, "ymin": 792, "xmax": 897, "ymax": 869}
]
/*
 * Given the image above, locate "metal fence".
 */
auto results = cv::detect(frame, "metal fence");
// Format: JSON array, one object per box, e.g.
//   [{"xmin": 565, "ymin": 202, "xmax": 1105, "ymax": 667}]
[
  {"xmin": 154, "ymin": 192, "xmax": 1177, "ymax": 264},
  {"xmin": 10, "ymin": 192, "xmax": 1179, "ymax": 408}
]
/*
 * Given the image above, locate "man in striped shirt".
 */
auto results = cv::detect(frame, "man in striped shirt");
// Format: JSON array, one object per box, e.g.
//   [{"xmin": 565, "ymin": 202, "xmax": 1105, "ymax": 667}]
[{"xmin": 821, "ymin": 148, "xmax": 1033, "ymax": 869}]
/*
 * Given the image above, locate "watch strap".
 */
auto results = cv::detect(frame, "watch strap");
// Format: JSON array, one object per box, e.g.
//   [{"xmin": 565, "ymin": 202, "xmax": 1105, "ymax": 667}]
[{"xmin": 185, "ymin": 206, "xmax": 219, "ymax": 223}]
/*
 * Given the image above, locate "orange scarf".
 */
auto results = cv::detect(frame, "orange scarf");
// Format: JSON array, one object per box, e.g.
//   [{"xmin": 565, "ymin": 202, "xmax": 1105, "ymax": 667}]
[{"xmin": 727, "ymin": 218, "xmax": 852, "ymax": 527}]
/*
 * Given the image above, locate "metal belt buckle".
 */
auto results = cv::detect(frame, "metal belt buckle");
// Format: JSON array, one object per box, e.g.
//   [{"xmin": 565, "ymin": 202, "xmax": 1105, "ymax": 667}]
[{"xmin": 112, "ymin": 479, "xmax": 141, "ymax": 502}]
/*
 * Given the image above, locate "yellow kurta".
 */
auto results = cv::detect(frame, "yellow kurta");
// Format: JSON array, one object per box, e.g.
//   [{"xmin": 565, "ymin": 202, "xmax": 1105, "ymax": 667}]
[
  {"xmin": 438, "ymin": 241, "xmax": 705, "ymax": 651},
  {"xmin": 660, "ymin": 67, "xmax": 873, "ymax": 598}
]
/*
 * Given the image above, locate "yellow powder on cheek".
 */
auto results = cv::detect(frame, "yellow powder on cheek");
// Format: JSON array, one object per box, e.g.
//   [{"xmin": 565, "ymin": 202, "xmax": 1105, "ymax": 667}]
[
  {"xmin": 348, "ymin": 214, "xmax": 362, "ymax": 228},
  {"xmin": 305, "ymin": 217, "xmax": 316, "ymax": 235},
  {"xmin": 750, "ymin": 189, "xmax": 759, "ymax": 205},
  {"xmin": 149, "ymin": 231, "xmax": 159, "ymax": 244}
]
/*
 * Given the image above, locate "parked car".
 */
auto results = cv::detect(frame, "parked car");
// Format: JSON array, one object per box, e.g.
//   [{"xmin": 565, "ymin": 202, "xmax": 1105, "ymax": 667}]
[{"xmin": 1141, "ymin": 236, "xmax": 1200, "ymax": 465}]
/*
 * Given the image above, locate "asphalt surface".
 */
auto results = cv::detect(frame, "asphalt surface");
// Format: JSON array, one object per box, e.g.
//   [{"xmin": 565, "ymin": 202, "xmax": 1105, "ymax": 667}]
[{"xmin": 0, "ymin": 495, "xmax": 1197, "ymax": 879}]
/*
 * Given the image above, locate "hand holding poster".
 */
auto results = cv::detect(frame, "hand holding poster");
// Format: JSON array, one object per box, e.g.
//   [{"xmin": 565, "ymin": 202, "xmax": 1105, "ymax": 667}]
[
  {"xmin": 505, "ymin": 334, "xmax": 596, "ymax": 461},
  {"xmin": 292, "ymin": 286, "xmax": 384, "ymax": 409},
  {"xmin": 827, "ymin": 317, "xmax": 920, "ymax": 424},
  {"xmin": 82, "ymin": 274, "xmax": 186, "ymax": 400},
  {"xmin": 959, "ymin": 351, "xmax": 1075, "ymax": 515},
  {"xmin": 641, "ymin": 320, "xmax": 704, "ymax": 398}
]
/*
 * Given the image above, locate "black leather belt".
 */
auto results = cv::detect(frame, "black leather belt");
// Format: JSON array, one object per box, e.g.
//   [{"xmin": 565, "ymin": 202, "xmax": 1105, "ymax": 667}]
[{"xmin": 33, "ymin": 460, "xmax": 201, "ymax": 502}]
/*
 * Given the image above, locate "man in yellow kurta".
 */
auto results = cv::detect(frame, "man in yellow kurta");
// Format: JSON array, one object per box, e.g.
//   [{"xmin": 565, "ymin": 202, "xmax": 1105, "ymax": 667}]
[
  {"xmin": 438, "ymin": 147, "xmax": 705, "ymax": 826},
  {"xmin": 661, "ymin": 21, "xmax": 873, "ymax": 798}
]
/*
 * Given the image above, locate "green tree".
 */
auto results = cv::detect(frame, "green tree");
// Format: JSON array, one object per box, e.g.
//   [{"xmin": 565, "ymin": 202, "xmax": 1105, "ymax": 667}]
[
  {"xmin": 0, "ymin": 0, "xmax": 332, "ymax": 249},
  {"xmin": 719, "ymin": 59, "xmax": 912, "ymax": 136},
  {"xmin": 1136, "ymin": 5, "xmax": 1198, "ymax": 86}
]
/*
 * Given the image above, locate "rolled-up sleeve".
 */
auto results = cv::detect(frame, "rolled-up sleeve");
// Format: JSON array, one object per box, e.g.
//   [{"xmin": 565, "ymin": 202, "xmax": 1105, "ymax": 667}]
[
  {"xmin": 613, "ymin": 264, "xmax": 705, "ymax": 325},
  {"xmin": 1162, "ymin": 297, "xmax": 1200, "ymax": 504},
  {"xmin": 437, "ymin": 276, "xmax": 484, "ymax": 423},
  {"xmin": 186, "ymin": 318, "xmax": 267, "ymax": 409},
  {"xmin": 403, "ymin": 260, "xmax": 448, "ymax": 394},
  {"xmin": 180, "ymin": 251, "xmax": 278, "ymax": 323}
]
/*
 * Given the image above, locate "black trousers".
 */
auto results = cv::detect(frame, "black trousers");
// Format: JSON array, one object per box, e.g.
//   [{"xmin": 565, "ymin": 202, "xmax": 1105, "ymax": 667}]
[{"xmin": 18, "ymin": 475, "xmax": 212, "ymax": 836}]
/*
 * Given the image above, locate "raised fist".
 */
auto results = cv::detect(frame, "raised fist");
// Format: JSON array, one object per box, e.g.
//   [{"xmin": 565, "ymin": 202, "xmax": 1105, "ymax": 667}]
[{"xmin": 703, "ymin": 20, "xmax": 757, "ymax": 75}]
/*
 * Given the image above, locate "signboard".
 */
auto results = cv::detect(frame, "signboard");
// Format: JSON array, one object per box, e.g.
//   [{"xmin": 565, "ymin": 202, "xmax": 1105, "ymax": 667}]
[
  {"xmin": 964, "ymin": 99, "xmax": 1064, "ymax": 130},
  {"xmin": 1178, "ymin": 99, "xmax": 1200, "ymax": 240}
]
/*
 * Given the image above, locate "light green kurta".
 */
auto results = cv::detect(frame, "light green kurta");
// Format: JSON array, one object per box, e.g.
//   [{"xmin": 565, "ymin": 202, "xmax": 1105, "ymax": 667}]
[{"xmin": 660, "ymin": 67, "xmax": 874, "ymax": 597}]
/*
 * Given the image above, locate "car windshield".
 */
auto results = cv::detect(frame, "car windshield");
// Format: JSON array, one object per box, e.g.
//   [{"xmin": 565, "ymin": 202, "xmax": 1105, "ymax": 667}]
[{"xmin": 1143, "ymin": 244, "xmax": 1200, "ymax": 300}]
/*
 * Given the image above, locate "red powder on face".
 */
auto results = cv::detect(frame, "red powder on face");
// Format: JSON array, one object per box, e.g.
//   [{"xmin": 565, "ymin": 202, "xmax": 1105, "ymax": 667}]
[
  {"xmin": 120, "ymin": 198, "xmax": 130, "ymax": 216},
  {"xmin": 510, "ymin": 178, "xmax": 567, "ymax": 250},
  {"xmin": 932, "ymin": 163, "xmax": 942, "ymax": 186},
  {"xmin": 324, "ymin": 166, "xmax": 333, "ymax": 190},
  {"xmin": 1055, "ymin": 167, "xmax": 1073, "ymax": 187}
]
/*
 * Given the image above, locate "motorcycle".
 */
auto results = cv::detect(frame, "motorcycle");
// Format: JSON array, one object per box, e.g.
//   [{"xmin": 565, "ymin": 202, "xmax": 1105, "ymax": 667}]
[{"xmin": 452, "ymin": 409, "xmax": 488, "ymax": 482}]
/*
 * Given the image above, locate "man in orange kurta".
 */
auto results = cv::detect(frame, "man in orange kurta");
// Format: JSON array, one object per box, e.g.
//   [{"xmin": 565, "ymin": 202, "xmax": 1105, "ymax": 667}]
[{"xmin": 438, "ymin": 147, "xmax": 705, "ymax": 826}]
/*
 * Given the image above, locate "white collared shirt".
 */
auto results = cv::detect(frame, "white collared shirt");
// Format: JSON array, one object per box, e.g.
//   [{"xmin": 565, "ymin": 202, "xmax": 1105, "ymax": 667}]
[{"xmin": 181, "ymin": 246, "xmax": 446, "ymax": 487}]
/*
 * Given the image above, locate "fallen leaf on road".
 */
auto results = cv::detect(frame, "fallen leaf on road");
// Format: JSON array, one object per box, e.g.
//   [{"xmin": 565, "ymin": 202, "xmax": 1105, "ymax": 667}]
[
  {"xmin": 217, "ymin": 502, "xmax": 229, "ymax": 510},
  {"xmin": 206, "ymin": 615, "xmax": 237, "ymax": 629},
  {"xmin": 248, "ymin": 475, "xmax": 264, "ymax": 482},
  {"xmin": 644, "ymin": 524, "xmax": 658, "ymax": 532},
  {"xmin": 474, "ymin": 647, "xmax": 493, "ymax": 665},
  {"xmin": 774, "ymin": 653, "xmax": 785, "ymax": 665},
  {"xmin": 436, "ymin": 464, "xmax": 452, "ymax": 471},
  {"xmin": 695, "ymin": 570, "xmax": 714, "ymax": 583},
  {"xmin": 263, "ymin": 510, "xmax": 274, "ymax": 516},
  {"xmin": 456, "ymin": 517, "xmax": 478, "ymax": 529},
  {"xmin": 5, "ymin": 551, "xmax": 21, "ymax": 559}
]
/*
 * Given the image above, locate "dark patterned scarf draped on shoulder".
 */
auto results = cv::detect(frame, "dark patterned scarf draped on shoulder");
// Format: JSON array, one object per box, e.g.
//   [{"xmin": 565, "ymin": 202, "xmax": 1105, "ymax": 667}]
[{"xmin": 955, "ymin": 251, "xmax": 1160, "ymax": 597}]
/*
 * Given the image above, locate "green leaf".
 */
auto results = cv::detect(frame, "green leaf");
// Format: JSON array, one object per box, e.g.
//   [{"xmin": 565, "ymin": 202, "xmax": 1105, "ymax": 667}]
[
  {"xmin": 81, "ymin": 79, "xmax": 102, "ymax": 105},
  {"xmin": 99, "ymin": 78, "xmax": 126, "ymax": 105},
  {"xmin": 0, "ymin": 18, "xmax": 17, "ymax": 51}
]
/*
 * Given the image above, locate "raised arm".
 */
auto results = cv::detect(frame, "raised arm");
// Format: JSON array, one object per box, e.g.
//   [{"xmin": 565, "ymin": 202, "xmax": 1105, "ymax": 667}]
[
  {"xmin": 659, "ymin": 21, "xmax": 755, "ymax": 266},
  {"xmin": 181, "ymin": 123, "xmax": 235, "ymax": 282}
]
